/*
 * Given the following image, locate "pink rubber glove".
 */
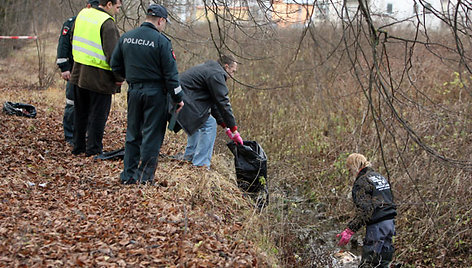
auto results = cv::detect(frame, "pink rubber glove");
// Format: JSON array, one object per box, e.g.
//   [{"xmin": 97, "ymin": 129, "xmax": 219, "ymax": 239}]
[
  {"xmin": 337, "ymin": 228, "xmax": 355, "ymax": 246},
  {"xmin": 231, "ymin": 131, "xmax": 243, "ymax": 145},
  {"xmin": 225, "ymin": 128, "xmax": 233, "ymax": 139}
]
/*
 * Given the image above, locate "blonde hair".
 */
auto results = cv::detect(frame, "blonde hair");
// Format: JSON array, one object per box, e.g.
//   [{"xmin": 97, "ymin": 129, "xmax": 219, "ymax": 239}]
[{"xmin": 346, "ymin": 153, "xmax": 372, "ymax": 175}]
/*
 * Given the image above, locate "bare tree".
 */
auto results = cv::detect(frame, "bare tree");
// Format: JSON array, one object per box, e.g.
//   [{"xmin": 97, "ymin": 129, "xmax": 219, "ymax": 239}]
[{"xmin": 2, "ymin": 0, "xmax": 471, "ymax": 265}]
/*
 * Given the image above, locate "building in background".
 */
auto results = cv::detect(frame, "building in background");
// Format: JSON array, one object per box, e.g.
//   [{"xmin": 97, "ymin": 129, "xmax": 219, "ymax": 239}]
[
  {"xmin": 270, "ymin": 0, "xmax": 314, "ymax": 27},
  {"xmin": 310, "ymin": 0, "xmax": 452, "ymax": 30},
  {"xmin": 194, "ymin": 4, "xmax": 250, "ymax": 23},
  {"xmin": 360, "ymin": 0, "xmax": 451, "ymax": 30},
  {"xmin": 167, "ymin": 0, "xmax": 456, "ymax": 30}
]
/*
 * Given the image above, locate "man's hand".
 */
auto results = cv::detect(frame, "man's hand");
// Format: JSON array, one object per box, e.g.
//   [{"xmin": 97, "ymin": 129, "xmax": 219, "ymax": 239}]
[
  {"xmin": 231, "ymin": 130, "xmax": 243, "ymax": 145},
  {"xmin": 61, "ymin": 71, "xmax": 71, "ymax": 81},
  {"xmin": 176, "ymin": 101, "xmax": 184, "ymax": 113},
  {"xmin": 225, "ymin": 128, "xmax": 233, "ymax": 139}
]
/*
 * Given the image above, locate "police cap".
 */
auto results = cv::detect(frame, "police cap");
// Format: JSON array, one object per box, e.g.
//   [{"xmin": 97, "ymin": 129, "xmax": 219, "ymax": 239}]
[
  {"xmin": 147, "ymin": 4, "xmax": 169, "ymax": 22},
  {"xmin": 88, "ymin": 0, "xmax": 99, "ymax": 6}
]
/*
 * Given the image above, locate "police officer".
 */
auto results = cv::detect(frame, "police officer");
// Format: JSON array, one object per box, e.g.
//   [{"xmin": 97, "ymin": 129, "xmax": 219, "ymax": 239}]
[
  {"xmin": 70, "ymin": 0, "xmax": 123, "ymax": 157},
  {"xmin": 111, "ymin": 4, "xmax": 184, "ymax": 185},
  {"xmin": 337, "ymin": 153, "xmax": 397, "ymax": 268},
  {"xmin": 56, "ymin": 0, "xmax": 99, "ymax": 145}
]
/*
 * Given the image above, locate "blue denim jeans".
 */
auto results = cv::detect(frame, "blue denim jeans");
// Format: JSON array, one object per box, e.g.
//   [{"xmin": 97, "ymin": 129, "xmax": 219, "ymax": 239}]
[{"xmin": 184, "ymin": 116, "xmax": 217, "ymax": 167}]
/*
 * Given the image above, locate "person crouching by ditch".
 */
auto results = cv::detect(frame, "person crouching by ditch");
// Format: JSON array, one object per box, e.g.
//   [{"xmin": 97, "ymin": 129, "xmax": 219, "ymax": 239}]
[
  {"xmin": 110, "ymin": 4, "xmax": 184, "ymax": 185},
  {"xmin": 337, "ymin": 153, "xmax": 397, "ymax": 268},
  {"xmin": 175, "ymin": 55, "xmax": 243, "ymax": 168}
]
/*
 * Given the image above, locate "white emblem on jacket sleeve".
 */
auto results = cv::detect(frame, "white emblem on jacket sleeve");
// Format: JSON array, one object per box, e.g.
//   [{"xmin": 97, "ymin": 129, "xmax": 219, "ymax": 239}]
[{"xmin": 174, "ymin": 85, "xmax": 182, "ymax": 94}]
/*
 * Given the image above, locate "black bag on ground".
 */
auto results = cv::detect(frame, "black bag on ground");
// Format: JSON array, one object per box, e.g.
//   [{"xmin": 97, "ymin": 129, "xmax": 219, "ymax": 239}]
[
  {"xmin": 227, "ymin": 140, "xmax": 268, "ymax": 193},
  {"xmin": 3, "ymin": 101, "xmax": 37, "ymax": 118}
]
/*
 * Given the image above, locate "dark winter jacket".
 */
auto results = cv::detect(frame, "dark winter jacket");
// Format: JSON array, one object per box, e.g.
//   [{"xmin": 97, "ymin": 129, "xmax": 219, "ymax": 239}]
[
  {"xmin": 69, "ymin": 7, "xmax": 123, "ymax": 94},
  {"xmin": 56, "ymin": 16, "xmax": 75, "ymax": 72},
  {"xmin": 110, "ymin": 22, "xmax": 182, "ymax": 103},
  {"xmin": 176, "ymin": 60, "xmax": 237, "ymax": 135},
  {"xmin": 348, "ymin": 167, "xmax": 397, "ymax": 232}
]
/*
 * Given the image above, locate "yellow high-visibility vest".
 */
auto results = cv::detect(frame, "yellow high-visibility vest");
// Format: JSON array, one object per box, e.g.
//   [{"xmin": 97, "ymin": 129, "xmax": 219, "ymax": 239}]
[{"xmin": 72, "ymin": 8, "xmax": 114, "ymax": 70}]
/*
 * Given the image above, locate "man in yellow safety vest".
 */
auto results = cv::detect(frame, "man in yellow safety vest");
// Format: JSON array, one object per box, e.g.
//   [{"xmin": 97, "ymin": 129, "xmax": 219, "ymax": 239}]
[{"xmin": 70, "ymin": 0, "xmax": 124, "ymax": 157}]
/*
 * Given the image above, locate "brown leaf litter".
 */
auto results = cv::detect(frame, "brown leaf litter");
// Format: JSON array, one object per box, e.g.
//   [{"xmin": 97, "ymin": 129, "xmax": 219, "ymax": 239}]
[{"xmin": 0, "ymin": 85, "xmax": 271, "ymax": 267}]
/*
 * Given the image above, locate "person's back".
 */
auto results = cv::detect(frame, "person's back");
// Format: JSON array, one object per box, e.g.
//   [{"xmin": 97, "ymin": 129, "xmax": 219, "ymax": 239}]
[
  {"xmin": 180, "ymin": 61, "xmax": 225, "ymax": 92},
  {"xmin": 118, "ymin": 26, "xmax": 173, "ymax": 84},
  {"xmin": 175, "ymin": 56, "xmax": 242, "ymax": 168},
  {"xmin": 111, "ymin": 4, "xmax": 183, "ymax": 185},
  {"xmin": 70, "ymin": 5, "xmax": 121, "ymax": 94},
  {"xmin": 177, "ymin": 60, "xmax": 236, "ymax": 136},
  {"xmin": 353, "ymin": 167, "xmax": 396, "ymax": 226}
]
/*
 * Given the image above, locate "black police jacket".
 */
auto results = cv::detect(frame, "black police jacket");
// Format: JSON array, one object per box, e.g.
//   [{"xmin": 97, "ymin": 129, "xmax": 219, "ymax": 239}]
[
  {"xmin": 56, "ymin": 16, "xmax": 75, "ymax": 72},
  {"xmin": 176, "ymin": 60, "xmax": 237, "ymax": 135},
  {"xmin": 110, "ymin": 22, "xmax": 182, "ymax": 103},
  {"xmin": 348, "ymin": 167, "xmax": 397, "ymax": 232}
]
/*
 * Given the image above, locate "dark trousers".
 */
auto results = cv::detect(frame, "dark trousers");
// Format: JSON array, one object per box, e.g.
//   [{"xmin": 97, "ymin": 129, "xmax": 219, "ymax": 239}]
[
  {"xmin": 120, "ymin": 84, "xmax": 167, "ymax": 184},
  {"xmin": 72, "ymin": 85, "xmax": 111, "ymax": 156},
  {"xmin": 359, "ymin": 219, "xmax": 395, "ymax": 268},
  {"xmin": 63, "ymin": 81, "xmax": 75, "ymax": 144}
]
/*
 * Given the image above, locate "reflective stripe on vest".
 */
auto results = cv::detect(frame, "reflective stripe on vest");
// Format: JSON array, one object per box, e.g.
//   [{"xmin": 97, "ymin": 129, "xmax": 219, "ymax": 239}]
[{"xmin": 72, "ymin": 8, "xmax": 114, "ymax": 70}]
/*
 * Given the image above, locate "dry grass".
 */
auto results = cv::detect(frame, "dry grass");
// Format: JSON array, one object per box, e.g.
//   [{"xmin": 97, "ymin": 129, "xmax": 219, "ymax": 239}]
[
  {"xmin": 2, "ymin": 21, "xmax": 472, "ymax": 266},
  {"xmin": 213, "ymin": 27, "xmax": 472, "ymax": 266},
  {"xmin": 0, "ymin": 39, "xmax": 279, "ymax": 267}
]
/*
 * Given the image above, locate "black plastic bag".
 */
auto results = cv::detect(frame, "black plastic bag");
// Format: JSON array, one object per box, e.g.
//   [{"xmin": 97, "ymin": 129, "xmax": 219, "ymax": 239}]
[
  {"xmin": 227, "ymin": 140, "xmax": 269, "ymax": 209},
  {"xmin": 3, "ymin": 101, "xmax": 37, "ymax": 118},
  {"xmin": 227, "ymin": 140, "xmax": 268, "ymax": 191}
]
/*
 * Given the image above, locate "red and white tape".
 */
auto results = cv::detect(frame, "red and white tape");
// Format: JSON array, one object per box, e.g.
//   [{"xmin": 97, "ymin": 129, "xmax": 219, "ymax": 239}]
[{"xmin": 0, "ymin": 36, "xmax": 37, "ymax": 40}]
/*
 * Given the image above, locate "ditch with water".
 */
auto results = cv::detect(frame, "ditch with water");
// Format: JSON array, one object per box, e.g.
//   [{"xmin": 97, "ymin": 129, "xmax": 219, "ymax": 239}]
[{"xmin": 267, "ymin": 192, "xmax": 363, "ymax": 268}]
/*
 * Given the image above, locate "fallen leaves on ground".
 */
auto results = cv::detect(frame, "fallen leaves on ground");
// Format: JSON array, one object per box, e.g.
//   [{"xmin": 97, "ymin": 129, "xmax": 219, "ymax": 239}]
[{"xmin": 0, "ymin": 85, "xmax": 269, "ymax": 267}]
